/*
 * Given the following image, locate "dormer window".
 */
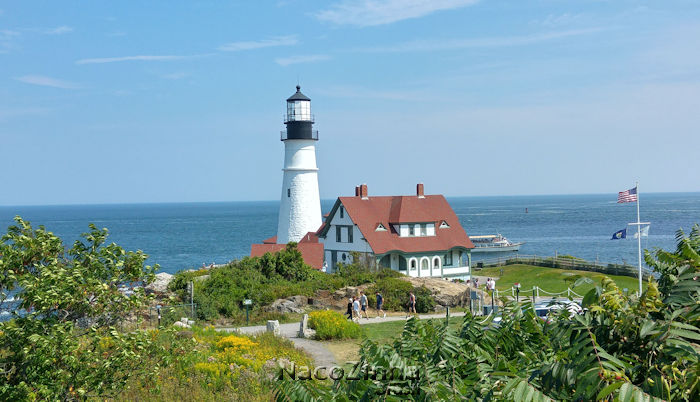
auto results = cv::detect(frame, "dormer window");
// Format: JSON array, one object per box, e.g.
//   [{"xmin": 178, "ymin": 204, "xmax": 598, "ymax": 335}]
[
  {"xmin": 376, "ymin": 223, "xmax": 387, "ymax": 232},
  {"xmin": 439, "ymin": 220, "xmax": 450, "ymax": 229}
]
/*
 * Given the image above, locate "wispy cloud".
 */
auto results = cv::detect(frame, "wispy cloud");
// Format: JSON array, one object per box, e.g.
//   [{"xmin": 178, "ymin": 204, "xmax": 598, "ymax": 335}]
[
  {"xmin": 358, "ymin": 28, "xmax": 605, "ymax": 52},
  {"xmin": 44, "ymin": 25, "xmax": 73, "ymax": 35},
  {"xmin": 219, "ymin": 35, "xmax": 298, "ymax": 51},
  {"xmin": 14, "ymin": 75, "xmax": 81, "ymax": 89},
  {"xmin": 275, "ymin": 54, "xmax": 331, "ymax": 66},
  {"xmin": 76, "ymin": 55, "xmax": 188, "ymax": 64},
  {"xmin": 316, "ymin": 0, "xmax": 479, "ymax": 27},
  {"xmin": 0, "ymin": 29, "xmax": 19, "ymax": 53}
]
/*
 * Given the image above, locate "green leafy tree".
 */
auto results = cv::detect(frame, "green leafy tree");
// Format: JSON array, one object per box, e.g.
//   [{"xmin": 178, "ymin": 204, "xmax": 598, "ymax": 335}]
[{"xmin": 0, "ymin": 217, "xmax": 167, "ymax": 400}]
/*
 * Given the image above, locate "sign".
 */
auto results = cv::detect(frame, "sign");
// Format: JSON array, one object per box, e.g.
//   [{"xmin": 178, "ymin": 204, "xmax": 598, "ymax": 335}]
[
  {"xmin": 514, "ymin": 283, "xmax": 521, "ymax": 289},
  {"xmin": 243, "ymin": 299, "xmax": 252, "ymax": 305}
]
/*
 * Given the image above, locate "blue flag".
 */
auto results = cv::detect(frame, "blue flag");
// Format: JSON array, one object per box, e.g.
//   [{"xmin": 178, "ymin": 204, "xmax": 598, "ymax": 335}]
[{"xmin": 611, "ymin": 228, "xmax": 627, "ymax": 240}]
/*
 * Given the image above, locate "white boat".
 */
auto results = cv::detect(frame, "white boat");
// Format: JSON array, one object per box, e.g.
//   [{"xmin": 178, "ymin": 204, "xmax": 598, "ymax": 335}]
[{"xmin": 470, "ymin": 234, "xmax": 523, "ymax": 252}]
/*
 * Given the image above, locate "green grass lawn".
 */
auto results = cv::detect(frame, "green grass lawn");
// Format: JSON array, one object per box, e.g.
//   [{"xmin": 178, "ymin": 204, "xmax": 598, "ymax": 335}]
[
  {"xmin": 475, "ymin": 264, "xmax": 646, "ymax": 296},
  {"xmin": 324, "ymin": 316, "xmax": 463, "ymax": 365}
]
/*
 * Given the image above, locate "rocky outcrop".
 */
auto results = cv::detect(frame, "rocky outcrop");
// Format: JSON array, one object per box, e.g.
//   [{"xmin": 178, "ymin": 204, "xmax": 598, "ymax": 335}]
[
  {"xmin": 146, "ymin": 272, "xmax": 174, "ymax": 293},
  {"xmin": 401, "ymin": 277, "xmax": 491, "ymax": 307},
  {"xmin": 265, "ymin": 296, "xmax": 308, "ymax": 314}
]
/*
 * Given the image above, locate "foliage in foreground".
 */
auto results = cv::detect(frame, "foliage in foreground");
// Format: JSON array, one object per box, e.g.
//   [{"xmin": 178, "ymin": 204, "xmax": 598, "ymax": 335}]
[
  {"xmin": 0, "ymin": 217, "xmax": 161, "ymax": 400},
  {"xmin": 308, "ymin": 310, "xmax": 363, "ymax": 340},
  {"xmin": 275, "ymin": 225, "xmax": 700, "ymax": 401}
]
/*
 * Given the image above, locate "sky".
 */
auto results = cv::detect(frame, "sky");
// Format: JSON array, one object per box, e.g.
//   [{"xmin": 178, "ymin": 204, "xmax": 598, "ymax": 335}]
[{"xmin": 1, "ymin": 0, "xmax": 699, "ymax": 206}]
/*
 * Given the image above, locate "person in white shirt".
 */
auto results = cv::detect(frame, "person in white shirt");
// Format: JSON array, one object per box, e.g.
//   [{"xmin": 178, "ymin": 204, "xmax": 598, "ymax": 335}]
[{"xmin": 352, "ymin": 297, "xmax": 361, "ymax": 322}]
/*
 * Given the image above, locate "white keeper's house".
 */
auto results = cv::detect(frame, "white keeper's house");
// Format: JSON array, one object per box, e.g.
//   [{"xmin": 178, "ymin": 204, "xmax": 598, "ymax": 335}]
[{"xmin": 317, "ymin": 183, "xmax": 475, "ymax": 280}]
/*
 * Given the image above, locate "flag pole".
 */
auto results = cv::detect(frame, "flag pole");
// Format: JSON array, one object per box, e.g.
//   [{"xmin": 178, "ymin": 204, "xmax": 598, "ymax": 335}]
[{"xmin": 636, "ymin": 181, "xmax": 642, "ymax": 295}]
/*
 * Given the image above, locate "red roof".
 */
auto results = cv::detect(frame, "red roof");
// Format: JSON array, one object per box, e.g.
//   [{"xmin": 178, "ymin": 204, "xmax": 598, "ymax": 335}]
[
  {"xmin": 324, "ymin": 194, "xmax": 474, "ymax": 255},
  {"xmin": 250, "ymin": 242, "xmax": 324, "ymax": 270}
]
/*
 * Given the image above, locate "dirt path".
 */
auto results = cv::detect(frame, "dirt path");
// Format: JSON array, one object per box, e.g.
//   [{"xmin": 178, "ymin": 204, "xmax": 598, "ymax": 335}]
[{"xmin": 217, "ymin": 311, "xmax": 467, "ymax": 367}]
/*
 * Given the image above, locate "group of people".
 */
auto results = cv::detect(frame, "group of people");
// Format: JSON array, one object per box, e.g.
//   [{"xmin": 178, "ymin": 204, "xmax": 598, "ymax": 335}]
[
  {"xmin": 465, "ymin": 277, "xmax": 497, "ymax": 292},
  {"xmin": 345, "ymin": 291, "xmax": 419, "ymax": 322},
  {"xmin": 346, "ymin": 291, "xmax": 386, "ymax": 322}
]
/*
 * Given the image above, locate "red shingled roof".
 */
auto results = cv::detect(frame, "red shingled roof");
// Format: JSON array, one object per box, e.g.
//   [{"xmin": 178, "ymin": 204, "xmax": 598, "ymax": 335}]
[
  {"xmin": 328, "ymin": 194, "xmax": 474, "ymax": 255},
  {"xmin": 250, "ymin": 242, "xmax": 324, "ymax": 270}
]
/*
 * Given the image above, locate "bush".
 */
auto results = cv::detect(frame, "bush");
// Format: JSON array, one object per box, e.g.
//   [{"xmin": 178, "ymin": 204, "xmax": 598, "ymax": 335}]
[
  {"xmin": 308, "ymin": 310, "xmax": 363, "ymax": 340},
  {"xmin": 413, "ymin": 285, "xmax": 436, "ymax": 313},
  {"xmin": 366, "ymin": 277, "xmax": 413, "ymax": 311}
]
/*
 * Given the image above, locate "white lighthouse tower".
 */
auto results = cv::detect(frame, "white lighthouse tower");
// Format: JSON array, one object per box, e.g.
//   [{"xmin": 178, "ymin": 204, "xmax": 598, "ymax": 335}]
[{"xmin": 276, "ymin": 85, "xmax": 322, "ymax": 244}]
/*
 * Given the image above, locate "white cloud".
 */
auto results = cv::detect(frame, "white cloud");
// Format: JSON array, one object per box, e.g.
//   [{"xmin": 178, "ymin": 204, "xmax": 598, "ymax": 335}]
[
  {"xmin": 316, "ymin": 0, "xmax": 479, "ymax": 27},
  {"xmin": 219, "ymin": 35, "xmax": 298, "ymax": 51},
  {"xmin": 45, "ymin": 25, "xmax": 73, "ymax": 35},
  {"xmin": 275, "ymin": 54, "xmax": 331, "ymax": 66},
  {"xmin": 358, "ymin": 28, "xmax": 604, "ymax": 52},
  {"xmin": 14, "ymin": 75, "xmax": 81, "ymax": 89},
  {"xmin": 76, "ymin": 55, "xmax": 186, "ymax": 64},
  {"xmin": 0, "ymin": 107, "xmax": 51, "ymax": 121}
]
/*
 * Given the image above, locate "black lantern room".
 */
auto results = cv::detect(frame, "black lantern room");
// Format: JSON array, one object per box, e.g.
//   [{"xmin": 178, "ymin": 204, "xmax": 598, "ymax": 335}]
[{"xmin": 282, "ymin": 85, "xmax": 317, "ymax": 141}]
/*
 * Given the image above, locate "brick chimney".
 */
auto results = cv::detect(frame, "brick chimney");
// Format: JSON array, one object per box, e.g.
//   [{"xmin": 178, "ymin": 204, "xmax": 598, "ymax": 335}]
[
  {"xmin": 355, "ymin": 185, "xmax": 360, "ymax": 197},
  {"xmin": 360, "ymin": 184, "xmax": 369, "ymax": 200},
  {"xmin": 417, "ymin": 183, "xmax": 425, "ymax": 198}
]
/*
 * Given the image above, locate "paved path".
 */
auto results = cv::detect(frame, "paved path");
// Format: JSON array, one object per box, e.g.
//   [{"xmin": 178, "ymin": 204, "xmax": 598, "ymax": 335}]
[{"xmin": 217, "ymin": 311, "xmax": 467, "ymax": 366}]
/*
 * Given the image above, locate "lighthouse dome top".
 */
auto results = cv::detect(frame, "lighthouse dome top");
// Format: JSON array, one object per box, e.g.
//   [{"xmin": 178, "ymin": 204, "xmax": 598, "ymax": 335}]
[{"xmin": 287, "ymin": 85, "xmax": 311, "ymax": 102}]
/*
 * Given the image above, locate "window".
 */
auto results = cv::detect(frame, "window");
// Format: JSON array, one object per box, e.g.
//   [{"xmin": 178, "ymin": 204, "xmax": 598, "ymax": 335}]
[
  {"xmin": 439, "ymin": 220, "xmax": 450, "ymax": 229},
  {"xmin": 409, "ymin": 225, "xmax": 415, "ymax": 236},
  {"xmin": 347, "ymin": 226, "xmax": 353, "ymax": 243},
  {"xmin": 376, "ymin": 223, "xmax": 387, "ymax": 232},
  {"xmin": 444, "ymin": 252, "xmax": 452, "ymax": 266},
  {"xmin": 336, "ymin": 226, "xmax": 341, "ymax": 242},
  {"xmin": 421, "ymin": 259, "xmax": 429, "ymax": 270},
  {"xmin": 410, "ymin": 259, "xmax": 417, "ymax": 271},
  {"xmin": 420, "ymin": 223, "xmax": 427, "ymax": 236},
  {"xmin": 340, "ymin": 206, "xmax": 344, "ymax": 219},
  {"xmin": 287, "ymin": 189, "xmax": 290, "ymax": 198}
]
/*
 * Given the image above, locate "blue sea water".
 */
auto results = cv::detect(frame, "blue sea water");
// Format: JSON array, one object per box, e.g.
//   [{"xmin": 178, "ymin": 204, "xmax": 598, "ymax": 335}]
[{"xmin": 1, "ymin": 193, "xmax": 699, "ymax": 275}]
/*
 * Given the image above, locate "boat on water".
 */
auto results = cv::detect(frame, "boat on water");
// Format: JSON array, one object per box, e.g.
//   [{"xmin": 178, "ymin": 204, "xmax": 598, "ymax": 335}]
[{"xmin": 470, "ymin": 234, "xmax": 523, "ymax": 253}]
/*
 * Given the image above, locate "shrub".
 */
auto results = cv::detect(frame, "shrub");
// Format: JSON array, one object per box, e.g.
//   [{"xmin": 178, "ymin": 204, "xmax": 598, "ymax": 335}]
[
  {"xmin": 413, "ymin": 285, "xmax": 436, "ymax": 313},
  {"xmin": 308, "ymin": 310, "xmax": 363, "ymax": 340},
  {"xmin": 366, "ymin": 277, "xmax": 413, "ymax": 311}
]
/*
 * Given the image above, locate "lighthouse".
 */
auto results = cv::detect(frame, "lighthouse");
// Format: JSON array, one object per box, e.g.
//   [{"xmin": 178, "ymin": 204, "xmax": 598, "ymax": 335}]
[{"xmin": 276, "ymin": 85, "xmax": 322, "ymax": 244}]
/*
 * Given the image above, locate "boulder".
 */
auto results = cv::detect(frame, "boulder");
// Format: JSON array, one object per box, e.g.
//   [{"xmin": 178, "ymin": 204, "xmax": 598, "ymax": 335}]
[
  {"xmin": 264, "ymin": 296, "xmax": 306, "ymax": 314},
  {"xmin": 266, "ymin": 320, "xmax": 280, "ymax": 336},
  {"xmin": 173, "ymin": 321, "xmax": 190, "ymax": 328},
  {"xmin": 146, "ymin": 272, "xmax": 174, "ymax": 293},
  {"xmin": 297, "ymin": 313, "xmax": 316, "ymax": 338}
]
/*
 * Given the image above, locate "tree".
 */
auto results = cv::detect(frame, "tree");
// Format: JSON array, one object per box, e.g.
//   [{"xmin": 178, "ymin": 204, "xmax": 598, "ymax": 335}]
[{"xmin": 0, "ymin": 217, "xmax": 167, "ymax": 400}]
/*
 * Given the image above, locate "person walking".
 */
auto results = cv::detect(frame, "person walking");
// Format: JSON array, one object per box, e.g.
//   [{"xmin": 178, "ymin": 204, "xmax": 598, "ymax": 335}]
[
  {"xmin": 352, "ymin": 296, "xmax": 361, "ymax": 323},
  {"xmin": 406, "ymin": 291, "xmax": 416, "ymax": 318},
  {"xmin": 346, "ymin": 297, "xmax": 353, "ymax": 320},
  {"xmin": 359, "ymin": 291, "xmax": 369, "ymax": 319},
  {"xmin": 375, "ymin": 292, "xmax": 386, "ymax": 318}
]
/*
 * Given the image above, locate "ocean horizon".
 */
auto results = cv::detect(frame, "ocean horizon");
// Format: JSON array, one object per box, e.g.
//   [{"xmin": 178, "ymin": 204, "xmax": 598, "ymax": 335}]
[{"xmin": 2, "ymin": 192, "xmax": 699, "ymax": 275}]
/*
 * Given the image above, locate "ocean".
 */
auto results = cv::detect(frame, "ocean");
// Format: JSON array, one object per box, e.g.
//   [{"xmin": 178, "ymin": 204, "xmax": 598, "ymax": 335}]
[{"xmin": 1, "ymin": 193, "xmax": 699, "ymax": 275}]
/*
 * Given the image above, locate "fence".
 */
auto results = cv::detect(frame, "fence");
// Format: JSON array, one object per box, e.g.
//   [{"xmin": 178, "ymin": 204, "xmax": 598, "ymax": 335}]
[
  {"xmin": 147, "ymin": 303, "xmax": 197, "ymax": 327},
  {"xmin": 473, "ymin": 254, "xmax": 651, "ymax": 280}
]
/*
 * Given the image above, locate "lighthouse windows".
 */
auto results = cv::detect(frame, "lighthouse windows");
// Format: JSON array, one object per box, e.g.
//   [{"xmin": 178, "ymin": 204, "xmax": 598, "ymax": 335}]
[{"xmin": 287, "ymin": 100, "xmax": 311, "ymax": 121}]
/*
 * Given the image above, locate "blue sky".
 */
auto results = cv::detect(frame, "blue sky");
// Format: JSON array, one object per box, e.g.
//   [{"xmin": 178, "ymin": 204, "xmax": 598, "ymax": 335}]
[{"xmin": 1, "ymin": 0, "xmax": 699, "ymax": 206}]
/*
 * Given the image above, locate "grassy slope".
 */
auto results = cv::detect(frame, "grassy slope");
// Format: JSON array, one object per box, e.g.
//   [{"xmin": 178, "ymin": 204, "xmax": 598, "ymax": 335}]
[
  {"xmin": 325, "ymin": 317, "xmax": 463, "ymax": 365},
  {"xmin": 475, "ymin": 264, "xmax": 645, "ymax": 296}
]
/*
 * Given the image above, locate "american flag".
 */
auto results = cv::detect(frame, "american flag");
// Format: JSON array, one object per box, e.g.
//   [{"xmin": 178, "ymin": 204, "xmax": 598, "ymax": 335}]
[{"xmin": 618, "ymin": 187, "xmax": 638, "ymax": 203}]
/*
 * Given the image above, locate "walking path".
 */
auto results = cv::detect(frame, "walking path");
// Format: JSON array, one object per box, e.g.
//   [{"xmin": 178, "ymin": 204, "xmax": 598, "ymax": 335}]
[{"xmin": 217, "ymin": 311, "xmax": 467, "ymax": 366}]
